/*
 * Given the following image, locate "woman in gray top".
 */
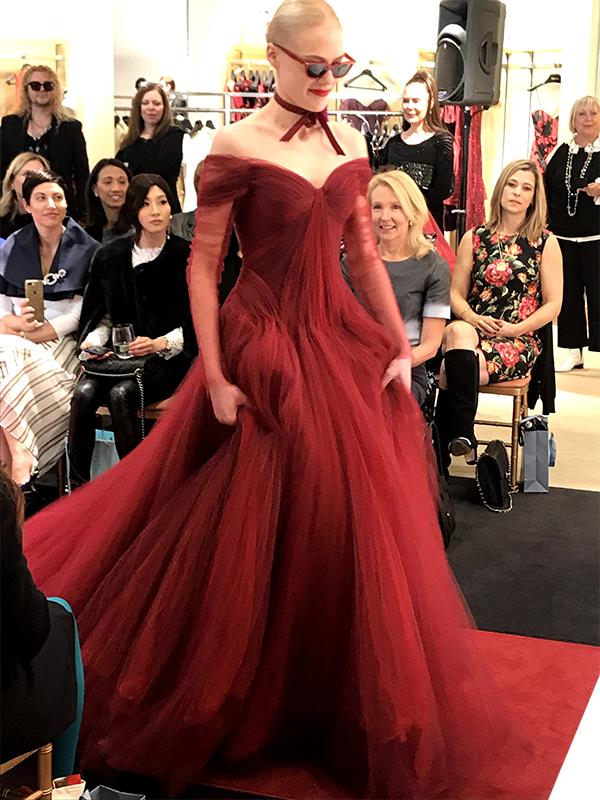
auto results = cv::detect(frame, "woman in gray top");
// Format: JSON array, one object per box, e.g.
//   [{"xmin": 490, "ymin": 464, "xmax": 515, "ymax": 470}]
[{"xmin": 366, "ymin": 169, "xmax": 450, "ymax": 405}]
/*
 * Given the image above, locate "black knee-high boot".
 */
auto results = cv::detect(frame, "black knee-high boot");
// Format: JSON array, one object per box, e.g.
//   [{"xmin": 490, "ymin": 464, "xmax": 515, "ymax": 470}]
[
  {"xmin": 433, "ymin": 388, "xmax": 452, "ymax": 478},
  {"xmin": 443, "ymin": 349, "xmax": 480, "ymax": 458},
  {"xmin": 68, "ymin": 378, "xmax": 103, "ymax": 489}
]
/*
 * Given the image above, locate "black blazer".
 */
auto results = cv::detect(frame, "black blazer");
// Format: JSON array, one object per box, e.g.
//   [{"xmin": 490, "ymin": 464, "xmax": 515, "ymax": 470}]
[
  {"xmin": 1, "ymin": 500, "xmax": 50, "ymax": 684},
  {"xmin": 78, "ymin": 233, "xmax": 197, "ymax": 377},
  {"xmin": 117, "ymin": 126, "xmax": 184, "ymax": 213},
  {"xmin": 1, "ymin": 483, "xmax": 77, "ymax": 761},
  {"xmin": 0, "ymin": 114, "xmax": 90, "ymax": 221}
]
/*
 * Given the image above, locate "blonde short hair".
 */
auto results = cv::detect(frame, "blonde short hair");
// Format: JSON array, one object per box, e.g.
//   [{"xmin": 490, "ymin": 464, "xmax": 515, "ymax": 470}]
[
  {"xmin": 368, "ymin": 170, "xmax": 434, "ymax": 260},
  {"xmin": 18, "ymin": 65, "xmax": 71, "ymax": 122},
  {"xmin": 568, "ymin": 95, "xmax": 600, "ymax": 134},
  {"xmin": 487, "ymin": 159, "xmax": 547, "ymax": 243},
  {"xmin": 0, "ymin": 151, "xmax": 51, "ymax": 218},
  {"xmin": 266, "ymin": 0, "xmax": 340, "ymax": 46}
]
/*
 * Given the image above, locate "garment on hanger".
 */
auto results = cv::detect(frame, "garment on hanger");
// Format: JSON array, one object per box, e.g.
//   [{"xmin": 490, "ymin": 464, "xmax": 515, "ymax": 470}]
[
  {"xmin": 340, "ymin": 98, "xmax": 390, "ymax": 133},
  {"xmin": 114, "ymin": 117, "xmax": 127, "ymax": 154},
  {"xmin": 530, "ymin": 110, "xmax": 558, "ymax": 172},
  {"xmin": 181, "ymin": 127, "xmax": 217, "ymax": 212},
  {"xmin": 441, "ymin": 106, "xmax": 486, "ymax": 232}
]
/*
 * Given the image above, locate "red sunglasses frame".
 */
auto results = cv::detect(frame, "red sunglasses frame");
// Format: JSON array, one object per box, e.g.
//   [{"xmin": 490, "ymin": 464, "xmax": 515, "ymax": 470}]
[{"xmin": 273, "ymin": 43, "xmax": 356, "ymax": 79}]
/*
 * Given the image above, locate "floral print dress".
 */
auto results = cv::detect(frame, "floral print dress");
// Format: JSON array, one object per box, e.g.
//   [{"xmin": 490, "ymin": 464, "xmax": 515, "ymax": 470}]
[{"xmin": 469, "ymin": 225, "xmax": 549, "ymax": 383}]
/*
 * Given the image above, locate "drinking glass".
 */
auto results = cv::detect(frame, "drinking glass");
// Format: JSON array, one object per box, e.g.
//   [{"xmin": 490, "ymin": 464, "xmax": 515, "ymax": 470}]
[{"xmin": 112, "ymin": 324, "xmax": 135, "ymax": 359}]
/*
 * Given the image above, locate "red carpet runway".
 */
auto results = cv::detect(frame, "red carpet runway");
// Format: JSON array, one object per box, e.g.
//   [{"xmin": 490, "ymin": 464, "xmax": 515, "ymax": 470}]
[{"xmin": 203, "ymin": 631, "xmax": 599, "ymax": 800}]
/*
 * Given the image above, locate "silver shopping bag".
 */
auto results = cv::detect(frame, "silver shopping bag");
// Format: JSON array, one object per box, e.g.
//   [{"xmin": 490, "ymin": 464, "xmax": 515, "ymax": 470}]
[
  {"xmin": 81, "ymin": 787, "xmax": 145, "ymax": 800},
  {"xmin": 519, "ymin": 415, "xmax": 555, "ymax": 493}
]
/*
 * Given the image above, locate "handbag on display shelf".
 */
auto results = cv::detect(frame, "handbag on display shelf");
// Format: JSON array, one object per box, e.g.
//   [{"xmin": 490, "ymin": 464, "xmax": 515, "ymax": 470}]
[
  {"xmin": 80, "ymin": 354, "xmax": 160, "ymax": 438},
  {"xmin": 475, "ymin": 439, "xmax": 512, "ymax": 513}
]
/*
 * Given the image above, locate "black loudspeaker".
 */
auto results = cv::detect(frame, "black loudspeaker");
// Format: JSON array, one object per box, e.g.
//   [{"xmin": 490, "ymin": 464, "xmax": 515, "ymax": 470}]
[{"xmin": 434, "ymin": 0, "xmax": 506, "ymax": 107}]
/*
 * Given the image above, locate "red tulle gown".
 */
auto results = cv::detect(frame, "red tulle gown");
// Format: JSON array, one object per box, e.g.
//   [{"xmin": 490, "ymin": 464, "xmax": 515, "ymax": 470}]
[{"xmin": 25, "ymin": 155, "xmax": 523, "ymax": 799}]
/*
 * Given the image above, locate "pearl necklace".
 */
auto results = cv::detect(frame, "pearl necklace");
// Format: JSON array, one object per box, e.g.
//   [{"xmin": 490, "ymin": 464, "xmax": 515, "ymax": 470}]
[{"xmin": 565, "ymin": 143, "xmax": 593, "ymax": 217}]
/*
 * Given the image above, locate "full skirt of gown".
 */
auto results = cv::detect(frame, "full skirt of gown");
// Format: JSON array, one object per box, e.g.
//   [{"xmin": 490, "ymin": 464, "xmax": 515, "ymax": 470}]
[{"xmin": 24, "ymin": 156, "xmax": 527, "ymax": 799}]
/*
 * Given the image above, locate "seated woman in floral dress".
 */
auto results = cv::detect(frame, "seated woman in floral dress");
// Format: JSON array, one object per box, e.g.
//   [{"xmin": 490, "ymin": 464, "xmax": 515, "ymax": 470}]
[{"xmin": 435, "ymin": 159, "xmax": 563, "ymax": 468}]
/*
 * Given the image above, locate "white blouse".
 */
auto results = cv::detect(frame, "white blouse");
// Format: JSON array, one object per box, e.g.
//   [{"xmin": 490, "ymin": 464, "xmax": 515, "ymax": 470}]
[{"xmin": 0, "ymin": 294, "xmax": 83, "ymax": 338}]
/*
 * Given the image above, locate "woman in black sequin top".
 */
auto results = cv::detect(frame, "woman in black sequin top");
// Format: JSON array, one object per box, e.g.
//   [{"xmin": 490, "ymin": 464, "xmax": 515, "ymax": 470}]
[{"xmin": 381, "ymin": 71, "xmax": 454, "ymax": 231}]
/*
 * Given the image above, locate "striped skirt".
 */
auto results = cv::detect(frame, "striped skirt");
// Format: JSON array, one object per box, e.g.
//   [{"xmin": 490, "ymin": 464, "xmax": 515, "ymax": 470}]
[{"xmin": 0, "ymin": 334, "xmax": 79, "ymax": 476}]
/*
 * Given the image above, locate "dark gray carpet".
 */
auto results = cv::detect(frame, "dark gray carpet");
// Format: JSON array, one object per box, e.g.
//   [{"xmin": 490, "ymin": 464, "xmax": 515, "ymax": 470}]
[{"xmin": 446, "ymin": 477, "xmax": 600, "ymax": 646}]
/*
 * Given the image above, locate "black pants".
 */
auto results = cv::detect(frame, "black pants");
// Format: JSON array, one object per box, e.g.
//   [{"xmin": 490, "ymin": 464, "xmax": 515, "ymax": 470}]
[
  {"xmin": 557, "ymin": 238, "xmax": 600, "ymax": 351},
  {"xmin": 68, "ymin": 365, "xmax": 180, "ymax": 485}
]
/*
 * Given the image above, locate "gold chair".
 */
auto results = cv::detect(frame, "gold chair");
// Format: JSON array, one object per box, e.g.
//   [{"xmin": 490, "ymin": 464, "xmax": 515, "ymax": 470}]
[
  {"xmin": 475, "ymin": 374, "xmax": 531, "ymax": 491},
  {"xmin": 0, "ymin": 743, "xmax": 53, "ymax": 800}
]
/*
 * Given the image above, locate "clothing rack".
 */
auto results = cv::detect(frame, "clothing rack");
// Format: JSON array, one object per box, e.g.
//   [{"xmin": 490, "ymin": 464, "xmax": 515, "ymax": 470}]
[
  {"xmin": 114, "ymin": 91, "xmax": 403, "ymax": 127},
  {"xmin": 500, "ymin": 49, "xmax": 562, "ymax": 166}
]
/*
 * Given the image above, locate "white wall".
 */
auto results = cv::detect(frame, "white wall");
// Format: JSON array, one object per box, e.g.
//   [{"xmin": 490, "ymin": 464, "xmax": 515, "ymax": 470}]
[{"xmin": 113, "ymin": 0, "xmax": 189, "ymax": 96}]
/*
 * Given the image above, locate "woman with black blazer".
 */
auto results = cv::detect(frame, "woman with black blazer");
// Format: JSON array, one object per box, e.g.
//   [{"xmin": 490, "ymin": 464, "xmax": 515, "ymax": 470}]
[
  {"xmin": 68, "ymin": 174, "xmax": 196, "ymax": 488},
  {"xmin": 0, "ymin": 65, "xmax": 90, "ymax": 221},
  {"xmin": 544, "ymin": 95, "xmax": 600, "ymax": 370},
  {"xmin": 1, "ymin": 466, "xmax": 78, "ymax": 763},
  {"xmin": 116, "ymin": 83, "xmax": 184, "ymax": 213}
]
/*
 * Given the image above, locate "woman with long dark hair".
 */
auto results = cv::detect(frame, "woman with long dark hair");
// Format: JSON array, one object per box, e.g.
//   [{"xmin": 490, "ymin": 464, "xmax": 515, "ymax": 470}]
[
  {"xmin": 381, "ymin": 71, "xmax": 454, "ymax": 230},
  {"xmin": 68, "ymin": 174, "xmax": 196, "ymax": 487},
  {"xmin": 84, "ymin": 158, "xmax": 132, "ymax": 243},
  {"xmin": 116, "ymin": 83, "xmax": 184, "ymax": 212}
]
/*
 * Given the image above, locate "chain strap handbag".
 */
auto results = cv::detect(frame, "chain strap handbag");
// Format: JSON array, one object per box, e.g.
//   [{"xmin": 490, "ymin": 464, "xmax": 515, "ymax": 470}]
[
  {"xmin": 81, "ymin": 355, "xmax": 160, "ymax": 439},
  {"xmin": 475, "ymin": 439, "xmax": 513, "ymax": 513}
]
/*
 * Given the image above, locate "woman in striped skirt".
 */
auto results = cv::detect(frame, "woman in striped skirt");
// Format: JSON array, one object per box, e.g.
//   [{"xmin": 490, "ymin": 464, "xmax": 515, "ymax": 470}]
[{"xmin": 0, "ymin": 169, "xmax": 99, "ymax": 489}]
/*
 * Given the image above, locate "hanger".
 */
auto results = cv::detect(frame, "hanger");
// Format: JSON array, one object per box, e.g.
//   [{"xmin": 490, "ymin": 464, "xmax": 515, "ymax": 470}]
[
  {"xmin": 344, "ymin": 69, "xmax": 388, "ymax": 91},
  {"xmin": 527, "ymin": 73, "xmax": 561, "ymax": 93}
]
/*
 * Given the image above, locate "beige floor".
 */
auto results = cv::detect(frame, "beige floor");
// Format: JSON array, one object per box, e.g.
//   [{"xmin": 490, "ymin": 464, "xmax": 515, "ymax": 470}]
[{"xmin": 450, "ymin": 334, "xmax": 600, "ymax": 492}]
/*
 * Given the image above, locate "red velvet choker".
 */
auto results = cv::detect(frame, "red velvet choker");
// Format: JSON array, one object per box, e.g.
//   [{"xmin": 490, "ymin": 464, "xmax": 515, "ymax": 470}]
[{"xmin": 273, "ymin": 92, "xmax": 345, "ymax": 156}]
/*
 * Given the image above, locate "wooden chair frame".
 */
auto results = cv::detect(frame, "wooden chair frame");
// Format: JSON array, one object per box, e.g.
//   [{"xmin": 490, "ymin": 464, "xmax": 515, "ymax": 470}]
[
  {"xmin": 475, "ymin": 376, "xmax": 531, "ymax": 491},
  {"xmin": 0, "ymin": 743, "xmax": 53, "ymax": 800}
]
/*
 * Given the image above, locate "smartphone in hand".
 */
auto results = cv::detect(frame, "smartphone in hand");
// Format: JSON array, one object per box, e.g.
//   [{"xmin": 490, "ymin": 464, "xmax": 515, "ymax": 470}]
[
  {"xmin": 24, "ymin": 279, "xmax": 45, "ymax": 323},
  {"xmin": 82, "ymin": 345, "xmax": 112, "ymax": 356}
]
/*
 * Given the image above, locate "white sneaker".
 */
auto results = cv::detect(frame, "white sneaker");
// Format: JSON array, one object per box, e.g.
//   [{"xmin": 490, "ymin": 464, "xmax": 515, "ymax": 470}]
[{"xmin": 556, "ymin": 349, "xmax": 584, "ymax": 371}]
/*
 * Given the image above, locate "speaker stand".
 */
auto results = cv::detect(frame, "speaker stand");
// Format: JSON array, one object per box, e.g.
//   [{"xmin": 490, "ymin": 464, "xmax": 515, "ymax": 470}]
[{"xmin": 455, "ymin": 106, "xmax": 472, "ymax": 242}]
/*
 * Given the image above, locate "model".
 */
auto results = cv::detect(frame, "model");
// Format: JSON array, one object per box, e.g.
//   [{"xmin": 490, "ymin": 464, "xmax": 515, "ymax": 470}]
[{"xmin": 24, "ymin": 2, "xmax": 526, "ymax": 797}]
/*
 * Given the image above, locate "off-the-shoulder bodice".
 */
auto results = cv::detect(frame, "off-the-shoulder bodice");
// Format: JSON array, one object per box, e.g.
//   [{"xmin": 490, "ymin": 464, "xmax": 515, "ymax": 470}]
[{"xmin": 194, "ymin": 155, "xmax": 371, "ymax": 296}]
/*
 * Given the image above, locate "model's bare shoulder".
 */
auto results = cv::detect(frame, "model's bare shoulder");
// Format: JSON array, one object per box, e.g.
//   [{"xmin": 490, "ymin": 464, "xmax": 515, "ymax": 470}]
[
  {"xmin": 209, "ymin": 125, "xmax": 247, "ymax": 157},
  {"xmin": 209, "ymin": 113, "xmax": 273, "ymax": 159},
  {"xmin": 329, "ymin": 122, "xmax": 368, "ymax": 160}
]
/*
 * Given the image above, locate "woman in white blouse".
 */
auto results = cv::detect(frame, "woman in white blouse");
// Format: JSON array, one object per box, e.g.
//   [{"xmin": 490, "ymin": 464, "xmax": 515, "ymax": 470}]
[
  {"xmin": 68, "ymin": 174, "xmax": 196, "ymax": 488},
  {"xmin": 0, "ymin": 169, "xmax": 99, "ymax": 489}
]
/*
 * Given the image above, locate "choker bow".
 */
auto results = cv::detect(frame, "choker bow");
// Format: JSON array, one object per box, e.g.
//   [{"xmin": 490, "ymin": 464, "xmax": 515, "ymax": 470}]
[{"xmin": 274, "ymin": 92, "xmax": 345, "ymax": 156}]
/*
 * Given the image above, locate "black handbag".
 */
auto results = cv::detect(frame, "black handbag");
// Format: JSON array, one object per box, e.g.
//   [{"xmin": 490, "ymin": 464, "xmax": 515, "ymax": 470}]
[
  {"xmin": 430, "ymin": 422, "xmax": 456, "ymax": 548},
  {"xmin": 80, "ymin": 354, "xmax": 160, "ymax": 438},
  {"xmin": 475, "ymin": 440, "xmax": 512, "ymax": 513}
]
